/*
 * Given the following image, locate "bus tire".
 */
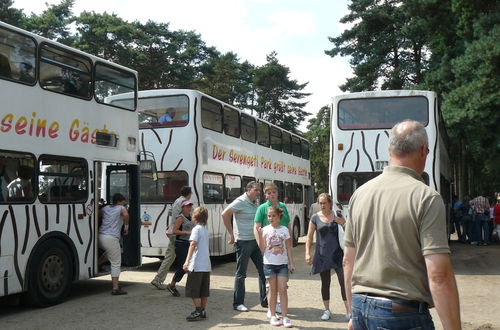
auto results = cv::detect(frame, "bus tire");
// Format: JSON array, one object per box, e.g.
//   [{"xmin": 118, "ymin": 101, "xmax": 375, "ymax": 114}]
[
  {"xmin": 25, "ymin": 239, "xmax": 73, "ymax": 307},
  {"xmin": 292, "ymin": 219, "xmax": 300, "ymax": 247}
]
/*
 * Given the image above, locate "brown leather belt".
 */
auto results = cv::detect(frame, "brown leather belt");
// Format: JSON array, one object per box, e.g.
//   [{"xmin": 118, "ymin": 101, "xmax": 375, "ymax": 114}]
[{"xmin": 360, "ymin": 293, "xmax": 429, "ymax": 313}]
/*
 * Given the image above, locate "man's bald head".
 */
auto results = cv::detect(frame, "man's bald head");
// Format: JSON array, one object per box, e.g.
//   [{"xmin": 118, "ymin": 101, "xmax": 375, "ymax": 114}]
[{"xmin": 389, "ymin": 121, "xmax": 428, "ymax": 157}]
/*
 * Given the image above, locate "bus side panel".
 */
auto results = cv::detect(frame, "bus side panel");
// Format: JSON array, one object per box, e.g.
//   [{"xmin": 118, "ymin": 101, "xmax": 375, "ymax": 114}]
[{"xmin": 0, "ymin": 201, "xmax": 95, "ymax": 297}]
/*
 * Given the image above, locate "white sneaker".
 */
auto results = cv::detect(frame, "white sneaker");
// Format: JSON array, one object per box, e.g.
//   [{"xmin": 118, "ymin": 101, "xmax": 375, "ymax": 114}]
[
  {"xmin": 275, "ymin": 303, "xmax": 282, "ymax": 314},
  {"xmin": 234, "ymin": 304, "xmax": 249, "ymax": 312},
  {"xmin": 267, "ymin": 309, "xmax": 272, "ymax": 319},
  {"xmin": 270, "ymin": 316, "xmax": 281, "ymax": 326},
  {"xmin": 321, "ymin": 310, "xmax": 331, "ymax": 321},
  {"xmin": 345, "ymin": 313, "xmax": 351, "ymax": 321},
  {"xmin": 282, "ymin": 316, "xmax": 292, "ymax": 328}
]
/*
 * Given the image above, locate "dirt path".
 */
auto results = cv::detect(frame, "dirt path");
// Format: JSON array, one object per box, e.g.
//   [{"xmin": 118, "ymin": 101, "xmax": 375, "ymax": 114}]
[{"xmin": 0, "ymin": 239, "xmax": 498, "ymax": 329}]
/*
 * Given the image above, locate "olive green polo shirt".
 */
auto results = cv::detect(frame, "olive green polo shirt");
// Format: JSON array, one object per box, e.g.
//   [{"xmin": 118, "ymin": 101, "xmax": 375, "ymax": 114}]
[{"xmin": 344, "ymin": 166, "xmax": 450, "ymax": 306}]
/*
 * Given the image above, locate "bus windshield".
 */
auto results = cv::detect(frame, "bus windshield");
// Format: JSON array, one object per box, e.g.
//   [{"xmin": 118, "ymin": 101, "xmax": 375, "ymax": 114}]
[
  {"xmin": 139, "ymin": 95, "xmax": 189, "ymax": 128},
  {"xmin": 338, "ymin": 96, "xmax": 428, "ymax": 130}
]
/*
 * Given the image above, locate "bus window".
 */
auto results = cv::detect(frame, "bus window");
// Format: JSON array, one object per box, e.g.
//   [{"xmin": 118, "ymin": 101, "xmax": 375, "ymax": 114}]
[
  {"xmin": 256, "ymin": 120, "xmax": 270, "ymax": 147},
  {"xmin": 0, "ymin": 151, "xmax": 35, "ymax": 203},
  {"xmin": 294, "ymin": 183, "xmax": 303, "ymax": 204},
  {"xmin": 241, "ymin": 176, "xmax": 256, "ymax": 191},
  {"xmin": 203, "ymin": 172, "xmax": 224, "ymax": 204},
  {"xmin": 337, "ymin": 172, "xmax": 381, "ymax": 204},
  {"xmin": 292, "ymin": 135, "xmax": 301, "ymax": 157},
  {"xmin": 38, "ymin": 156, "xmax": 88, "ymax": 203},
  {"xmin": 284, "ymin": 182, "xmax": 293, "ymax": 204},
  {"xmin": 223, "ymin": 106, "xmax": 240, "ymax": 138},
  {"xmin": 95, "ymin": 62, "xmax": 136, "ymax": 110},
  {"xmin": 39, "ymin": 43, "xmax": 92, "ymax": 99},
  {"xmin": 301, "ymin": 140, "xmax": 310, "ymax": 160},
  {"xmin": 140, "ymin": 171, "xmax": 188, "ymax": 203},
  {"xmin": 0, "ymin": 26, "xmax": 36, "ymax": 84},
  {"xmin": 241, "ymin": 114, "xmax": 256, "ymax": 143},
  {"xmin": 201, "ymin": 97, "xmax": 222, "ymax": 132},
  {"xmin": 282, "ymin": 131, "xmax": 291, "ymax": 154},
  {"xmin": 225, "ymin": 174, "xmax": 241, "ymax": 203},
  {"xmin": 138, "ymin": 95, "xmax": 189, "ymax": 128},
  {"xmin": 270, "ymin": 127, "xmax": 282, "ymax": 151},
  {"xmin": 274, "ymin": 180, "xmax": 284, "ymax": 201},
  {"xmin": 338, "ymin": 96, "xmax": 429, "ymax": 129}
]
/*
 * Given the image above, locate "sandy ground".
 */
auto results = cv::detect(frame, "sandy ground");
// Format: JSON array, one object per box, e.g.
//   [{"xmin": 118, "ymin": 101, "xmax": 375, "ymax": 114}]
[{"xmin": 0, "ymin": 237, "xmax": 499, "ymax": 330}]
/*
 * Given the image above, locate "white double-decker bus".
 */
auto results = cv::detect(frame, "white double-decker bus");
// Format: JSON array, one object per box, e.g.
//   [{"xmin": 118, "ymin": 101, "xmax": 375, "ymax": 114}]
[
  {"xmin": 329, "ymin": 90, "xmax": 451, "ymax": 220},
  {"xmin": 0, "ymin": 22, "xmax": 140, "ymax": 306},
  {"xmin": 114, "ymin": 89, "xmax": 312, "ymax": 257}
]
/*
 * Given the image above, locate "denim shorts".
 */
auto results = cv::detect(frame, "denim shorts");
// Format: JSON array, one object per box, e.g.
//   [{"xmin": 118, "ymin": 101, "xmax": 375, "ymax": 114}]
[{"xmin": 263, "ymin": 264, "xmax": 288, "ymax": 278}]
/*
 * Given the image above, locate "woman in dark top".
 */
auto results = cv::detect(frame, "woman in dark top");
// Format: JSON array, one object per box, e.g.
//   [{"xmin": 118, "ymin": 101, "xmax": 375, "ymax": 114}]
[
  {"xmin": 166, "ymin": 200, "xmax": 194, "ymax": 296},
  {"xmin": 305, "ymin": 193, "xmax": 350, "ymax": 321}
]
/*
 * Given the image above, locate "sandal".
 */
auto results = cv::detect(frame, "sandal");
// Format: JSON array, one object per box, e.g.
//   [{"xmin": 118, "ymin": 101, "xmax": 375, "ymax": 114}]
[
  {"xmin": 111, "ymin": 289, "xmax": 127, "ymax": 295},
  {"xmin": 166, "ymin": 284, "xmax": 180, "ymax": 297}
]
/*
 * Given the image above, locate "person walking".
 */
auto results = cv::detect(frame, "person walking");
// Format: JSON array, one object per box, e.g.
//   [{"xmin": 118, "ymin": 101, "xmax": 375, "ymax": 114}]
[
  {"xmin": 470, "ymin": 193, "xmax": 491, "ymax": 245},
  {"xmin": 150, "ymin": 186, "xmax": 192, "ymax": 292},
  {"xmin": 98, "ymin": 193, "xmax": 130, "ymax": 295},
  {"xmin": 493, "ymin": 196, "xmax": 500, "ymax": 241},
  {"xmin": 305, "ymin": 193, "xmax": 349, "ymax": 321},
  {"xmin": 166, "ymin": 200, "xmax": 195, "ymax": 296},
  {"xmin": 222, "ymin": 181, "xmax": 267, "ymax": 312},
  {"xmin": 344, "ymin": 120, "xmax": 460, "ymax": 329}
]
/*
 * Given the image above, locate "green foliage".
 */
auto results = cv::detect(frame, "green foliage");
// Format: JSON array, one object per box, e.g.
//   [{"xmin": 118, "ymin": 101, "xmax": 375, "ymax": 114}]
[
  {"xmin": 2, "ymin": 1, "xmax": 310, "ymax": 133},
  {"xmin": 253, "ymin": 52, "xmax": 311, "ymax": 133},
  {"xmin": 304, "ymin": 106, "xmax": 330, "ymax": 194},
  {"xmin": 0, "ymin": 0, "xmax": 24, "ymax": 26}
]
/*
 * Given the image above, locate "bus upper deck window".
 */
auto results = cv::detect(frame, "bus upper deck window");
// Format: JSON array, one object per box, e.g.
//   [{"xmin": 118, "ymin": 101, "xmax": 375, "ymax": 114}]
[
  {"xmin": 0, "ymin": 26, "xmax": 36, "ymax": 84},
  {"xmin": 138, "ymin": 95, "xmax": 189, "ymax": 128},
  {"xmin": 96, "ymin": 62, "xmax": 136, "ymax": 110}
]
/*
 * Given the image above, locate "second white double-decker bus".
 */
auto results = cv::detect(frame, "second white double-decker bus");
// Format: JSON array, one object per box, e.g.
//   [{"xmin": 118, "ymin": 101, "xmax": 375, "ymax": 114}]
[
  {"xmin": 329, "ymin": 90, "xmax": 451, "ymax": 221},
  {"xmin": 113, "ymin": 89, "xmax": 313, "ymax": 257},
  {"xmin": 0, "ymin": 22, "xmax": 140, "ymax": 306}
]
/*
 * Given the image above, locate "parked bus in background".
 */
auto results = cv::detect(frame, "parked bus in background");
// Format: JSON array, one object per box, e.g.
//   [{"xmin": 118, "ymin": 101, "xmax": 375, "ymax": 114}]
[
  {"xmin": 111, "ymin": 89, "xmax": 312, "ymax": 257},
  {"xmin": 0, "ymin": 22, "xmax": 140, "ymax": 306},
  {"xmin": 329, "ymin": 90, "xmax": 451, "ymax": 222}
]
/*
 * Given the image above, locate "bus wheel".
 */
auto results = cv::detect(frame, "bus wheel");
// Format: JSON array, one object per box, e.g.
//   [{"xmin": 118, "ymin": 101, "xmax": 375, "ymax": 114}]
[
  {"xmin": 26, "ymin": 239, "xmax": 73, "ymax": 307},
  {"xmin": 292, "ymin": 219, "xmax": 300, "ymax": 247}
]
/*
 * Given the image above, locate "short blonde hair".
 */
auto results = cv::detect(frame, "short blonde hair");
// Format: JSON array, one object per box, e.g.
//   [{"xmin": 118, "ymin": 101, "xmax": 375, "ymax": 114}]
[
  {"xmin": 263, "ymin": 182, "xmax": 278, "ymax": 194},
  {"xmin": 193, "ymin": 206, "xmax": 208, "ymax": 225}
]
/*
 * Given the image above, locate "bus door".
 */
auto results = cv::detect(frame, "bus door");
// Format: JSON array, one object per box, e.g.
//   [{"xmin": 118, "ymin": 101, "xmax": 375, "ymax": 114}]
[
  {"xmin": 105, "ymin": 164, "xmax": 141, "ymax": 268},
  {"xmin": 304, "ymin": 185, "xmax": 313, "ymax": 229}
]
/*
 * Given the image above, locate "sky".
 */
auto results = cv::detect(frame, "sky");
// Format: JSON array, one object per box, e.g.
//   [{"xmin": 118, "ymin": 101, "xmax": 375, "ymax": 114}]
[{"xmin": 13, "ymin": 0, "xmax": 353, "ymax": 130}]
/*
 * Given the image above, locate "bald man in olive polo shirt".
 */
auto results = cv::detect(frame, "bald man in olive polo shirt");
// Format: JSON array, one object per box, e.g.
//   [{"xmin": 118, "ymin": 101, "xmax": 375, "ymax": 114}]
[{"xmin": 343, "ymin": 121, "xmax": 460, "ymax": 330}]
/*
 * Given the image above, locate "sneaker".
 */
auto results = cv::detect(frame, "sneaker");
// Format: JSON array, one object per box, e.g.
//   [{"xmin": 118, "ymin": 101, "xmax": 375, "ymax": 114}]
[
  {"xmin": 267, "ymin": 309, "xmax": 272, "ymax": 319},
  {"xmin": 166, "ymin": 284, "xmax": 180, "ymax": 297},
  {"xmin": 200, "ymin": 309, "xmax": 207, "ymax": 319},
  {"xmin": 186, "ymin": 310, "xmax": 202, "ymax": 321},
  {"xmin": 234, "ymin": 304, "xmax": 249, "ymax": 312},
  {"xmin": 320, "ymin": 310, "xmax": 331, "ymax": 321},
  {"xmin": 150, "ymin": 279, "xmax": 167, "ymax": 290},
  {"xmin": 470, "ymin": 241, "xmax": 478, "ymax": 245},
  {"xmin": 345, "ymin": 313, "xmax": 351, "ymax": 321},
  {"xmin": 275, "ymin": 303, "xmax": 282, "ymax": 314},
  {"xmin": 282, "ymin": 316, "xmax": 292, "ymax": 328},
  {"xmin": 270, "ymin": 316, "xmax": 281, "ymax": 326}
]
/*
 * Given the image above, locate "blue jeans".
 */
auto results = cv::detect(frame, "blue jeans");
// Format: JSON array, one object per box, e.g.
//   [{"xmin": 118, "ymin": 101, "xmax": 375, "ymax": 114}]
[
  {"xmin": 352, "ymin": 294, "xmax": 434, "ymax": 330},
  {"xmin": 474, "ymin": 214, "xmax": 490, "ymax": 244},
  {"xmin": 233, "ymin": 239, "xmax": 267, "ymax": 308}
]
